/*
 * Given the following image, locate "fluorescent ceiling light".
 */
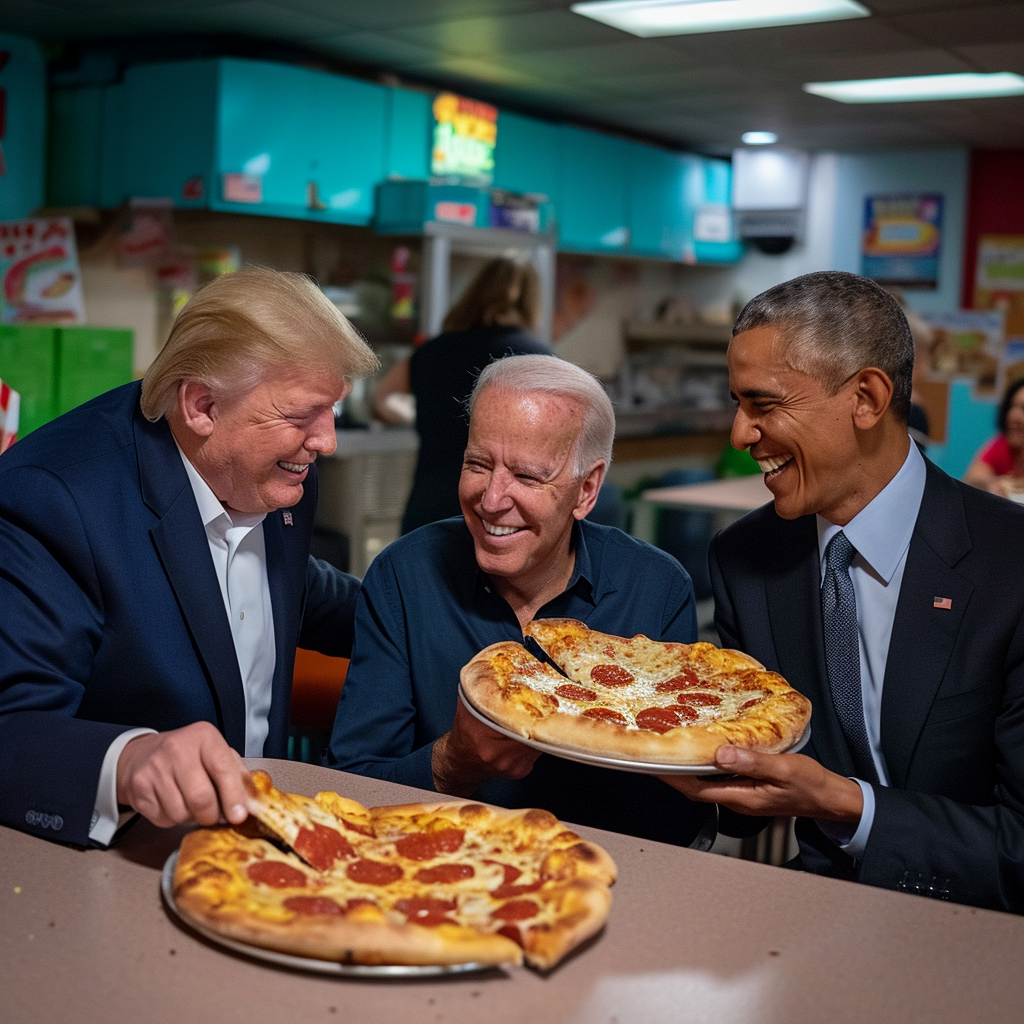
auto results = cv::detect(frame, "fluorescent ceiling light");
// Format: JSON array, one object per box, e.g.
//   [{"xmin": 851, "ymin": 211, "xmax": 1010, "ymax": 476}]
[
  {"xmin": 742, "ymin": 131, "xmax": 778, "ymax": 145},
  {"xmin": 804, "ymin": 72, "xmax": 1024, "ymax": 103},
  {"xmin": 571, "ymin": 0, "xmax": 869, "ymax": 38}
]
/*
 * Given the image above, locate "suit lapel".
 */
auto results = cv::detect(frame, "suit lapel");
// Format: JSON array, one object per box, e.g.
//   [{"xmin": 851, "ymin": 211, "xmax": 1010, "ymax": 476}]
[
  {"xmin": 263, "ymin": 510, "xmax": 303, "ymax": 758},
  {"xmin": 880, "ymin": 463, "xmax": 973, "ymax": 788},
  {"xmin": 135, "ymin": 408, "xmax": 247, "ymax": 753}
]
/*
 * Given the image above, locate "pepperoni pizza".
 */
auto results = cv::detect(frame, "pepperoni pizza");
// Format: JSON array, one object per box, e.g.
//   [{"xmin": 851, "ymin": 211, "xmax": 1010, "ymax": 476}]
[
  {"xmin": 171, "ymin": 770, "xmax": 616, "ymax": 970},
  {"xmin": 460, "ymin": 618, "xmax": 811, "ymax": 766}
]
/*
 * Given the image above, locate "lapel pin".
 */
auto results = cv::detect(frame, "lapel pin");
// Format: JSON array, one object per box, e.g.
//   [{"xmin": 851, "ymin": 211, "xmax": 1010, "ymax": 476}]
[
  {"xmin": 933, "ymin": 596, "xmax": 952, "ymax": 610},
  {"xmin": 282, "ymin": 511, "xmax": 294, "ymax": 527}
]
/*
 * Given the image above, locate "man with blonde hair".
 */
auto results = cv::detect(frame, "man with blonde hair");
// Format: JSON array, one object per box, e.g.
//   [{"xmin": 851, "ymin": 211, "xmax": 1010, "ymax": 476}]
[
  {"xmin": 327, "ymin": 354, "xmax": 730, "ymax": 848},
  {"xmin": 0, "ymin": 267, "xmax": 378, "ymax": 846}
]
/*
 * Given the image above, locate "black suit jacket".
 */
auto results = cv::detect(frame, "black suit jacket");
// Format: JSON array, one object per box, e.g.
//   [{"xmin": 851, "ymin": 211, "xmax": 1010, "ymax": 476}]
[
  {"xmin": 0, "ymin": 382, "xmax": 360, "ymax": 846},
  {"xmin": 710, "ymin": 459, "xmax": 1024, "ymax": 912}
]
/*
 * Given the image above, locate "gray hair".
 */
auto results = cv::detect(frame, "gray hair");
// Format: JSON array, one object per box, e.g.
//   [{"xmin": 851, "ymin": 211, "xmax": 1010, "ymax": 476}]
[
  {"xmin": 733, "ymin": 271, "xmax": 914, "ymax": 421},
  {"xmin": 141, "ymin": 267, "xmax": 379, "ymax": 421},
  {"xmin": 469, "ymin": 354, "xmax": 615, "ymax": 476}
]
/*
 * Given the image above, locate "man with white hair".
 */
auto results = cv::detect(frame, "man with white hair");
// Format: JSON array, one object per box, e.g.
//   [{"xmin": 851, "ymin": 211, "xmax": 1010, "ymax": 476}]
[{"xmin": 326, "ymin": 354, "xmax": 723, "ymax": 847}]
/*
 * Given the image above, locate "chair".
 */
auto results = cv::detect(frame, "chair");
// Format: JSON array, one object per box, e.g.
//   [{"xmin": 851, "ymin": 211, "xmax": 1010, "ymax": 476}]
[{"xmin": 288, "ymin": 648, "xmax": 349, "ymax": 764}]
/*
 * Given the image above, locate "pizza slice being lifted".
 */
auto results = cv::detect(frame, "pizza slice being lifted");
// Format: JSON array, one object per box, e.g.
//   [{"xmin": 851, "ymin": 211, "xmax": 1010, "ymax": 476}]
[{"xmin": 459, "ymin": 618, "xmax": 811, "ymax": 766}]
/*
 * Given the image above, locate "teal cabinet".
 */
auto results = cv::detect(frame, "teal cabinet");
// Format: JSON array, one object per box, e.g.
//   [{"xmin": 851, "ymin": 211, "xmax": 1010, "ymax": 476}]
[
  {"xmin": 0, "ymin": 34, "xmax": 46, "ymax": 221},
  {"xmin": 628, "ymin": 143, "xmax": 688, "ymax": 259},
  {"xmin": 385, "ymin": 88, "xmax": 431, "ymax": 180},
  {"xmin": 49, "ymin": 59, "xmax": 388, "ymax": 226},
  {"xmin": 687, "ymin": 157, "xmax": 744, "ymax": 264},
  {"xmin": 558, "ymin": 127, "xmax": 630, "ymax": 253},
  {"xmin": 493, "ymin": 112, "xmax": 562, "ymax": 208}
]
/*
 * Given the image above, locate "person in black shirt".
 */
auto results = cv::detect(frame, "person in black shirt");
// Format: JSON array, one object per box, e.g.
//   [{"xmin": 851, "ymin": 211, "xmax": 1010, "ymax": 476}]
[
  {"xmin": 372, "ymin": 257, "xmax": 549, "ymax": 534},
  {"xmin": 327, "ymin": 355, "xmax": 747, "ymax": 849}
]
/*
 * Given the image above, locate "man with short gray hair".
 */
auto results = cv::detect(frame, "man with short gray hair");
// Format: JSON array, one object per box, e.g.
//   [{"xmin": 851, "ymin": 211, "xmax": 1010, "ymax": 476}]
[
  {"xmin": 664, "ymin": 271, "xmax": 1024, "ymax": 912},
  {"xmin": 326, "ymin": 355, "xmax": 723, "ymax": 847}
]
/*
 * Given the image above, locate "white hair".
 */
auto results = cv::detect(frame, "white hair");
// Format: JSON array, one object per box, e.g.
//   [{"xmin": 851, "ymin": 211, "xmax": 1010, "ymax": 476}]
[{"xmin": 469, "ymin": 354, "xmax": 614, "ymax": 476}]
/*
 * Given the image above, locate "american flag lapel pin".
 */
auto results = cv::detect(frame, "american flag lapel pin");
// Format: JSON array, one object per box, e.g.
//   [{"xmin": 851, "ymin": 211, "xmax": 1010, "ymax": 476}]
[
  {"xmin": 282, "ymin": 511, "xmax": 294, "ymax": 527},
  {"xmin": 933, "ymin": 596, "xmax": 952, "ymax": 610}
]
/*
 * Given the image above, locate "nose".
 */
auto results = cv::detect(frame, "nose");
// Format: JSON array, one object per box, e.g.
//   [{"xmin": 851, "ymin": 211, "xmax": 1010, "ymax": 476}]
[
  {"xmin": 730, "ymin": 406, "xmax": 760, "ymax": 451},
  {"xmin": 479, "ymin": 467, "xmax": 514, "ymax": 514},
  {"xmin": 305, "ymin": 407, "xmax": 338, "ymax": 456}
]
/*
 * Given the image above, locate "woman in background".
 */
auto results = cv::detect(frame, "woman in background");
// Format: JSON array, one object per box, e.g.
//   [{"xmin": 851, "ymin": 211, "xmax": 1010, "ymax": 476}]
[
  {"xmin": 373, "ymin": 257, "xmax": 549, "ymax": 534},
  {"xmin": 964, "ymin": 377, "xmax": 1024, "ymax": 497}
]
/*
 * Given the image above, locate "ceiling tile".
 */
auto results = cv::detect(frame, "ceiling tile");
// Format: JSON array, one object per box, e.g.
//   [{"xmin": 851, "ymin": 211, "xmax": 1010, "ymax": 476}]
[{"xmin": 889, "ymin": 4, "xmax": 1024, "ymax": 47}]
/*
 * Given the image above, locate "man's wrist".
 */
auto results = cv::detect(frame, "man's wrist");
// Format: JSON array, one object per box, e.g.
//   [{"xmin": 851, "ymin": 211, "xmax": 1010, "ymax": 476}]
[
  {"xmin": 815, "ymin": 773, "xmax": 865, "ymax": 823},
  {"xmin": 430, "ymin": 733, "xmax": 485, "ymax": 798}
]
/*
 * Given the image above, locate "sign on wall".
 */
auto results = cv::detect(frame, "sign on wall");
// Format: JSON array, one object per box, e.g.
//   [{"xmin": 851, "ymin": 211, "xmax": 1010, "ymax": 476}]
[
  {"xmin": 431, "ymin": 92, "xmax": 497, "ymax": 186},
  {"xmin": 861, "ymin": 194, "xmax": 943, "ymax": 289},
  {"xmin": 0, "ymin": 217, "xmax": 85, "ymax": 324}
]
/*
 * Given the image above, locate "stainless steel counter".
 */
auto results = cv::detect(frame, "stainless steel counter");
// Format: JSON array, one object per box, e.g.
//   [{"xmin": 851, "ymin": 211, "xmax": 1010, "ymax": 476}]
[{"xmin": 4, "ymin": 758, "xmax": 1024, "ymax": 1024}]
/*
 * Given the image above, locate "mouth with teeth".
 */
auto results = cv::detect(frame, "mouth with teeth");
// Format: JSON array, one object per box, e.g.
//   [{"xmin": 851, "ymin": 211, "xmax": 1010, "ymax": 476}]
[
  {"xmin": 481, "ymin": 520, "xmax": 526, "ymax": 537},
  {"xmin": 756, "ymin": 454, "xmax": 793, "ymax": 481},
  {"xmin": 277, "ymin": 459, "xmax": 311, "ymax": 475}
]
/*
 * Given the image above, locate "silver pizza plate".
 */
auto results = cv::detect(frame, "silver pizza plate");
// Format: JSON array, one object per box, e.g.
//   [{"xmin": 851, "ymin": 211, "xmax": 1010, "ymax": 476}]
[
  {"xmin": 459, "ymin": 684, "xmax": 810, "ymax": 775},
  {"xmin": 161, "ymin": 851, "xmax": 502, "ymax": 978}
]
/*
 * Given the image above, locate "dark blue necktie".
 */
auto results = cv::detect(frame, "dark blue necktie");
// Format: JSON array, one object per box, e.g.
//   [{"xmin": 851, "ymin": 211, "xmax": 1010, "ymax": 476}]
[{"xmin": 821, "ymin": 531, "xmax": 879, "ymax": 784}]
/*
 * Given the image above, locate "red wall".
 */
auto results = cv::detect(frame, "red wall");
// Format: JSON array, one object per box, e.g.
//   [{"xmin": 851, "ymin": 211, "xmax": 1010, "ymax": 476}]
[{"xmin": 961, "ymin": 150, "xmax": 1024, "ymax": 309}]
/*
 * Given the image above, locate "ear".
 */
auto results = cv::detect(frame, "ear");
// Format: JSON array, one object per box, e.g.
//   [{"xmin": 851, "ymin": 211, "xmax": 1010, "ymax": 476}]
[
  {"xmin": 850, "ymin": 368, "xmax": 894, "ymax": 431},
  {"xmin": 572, "ymin": 461, "xmax": 607, "ymax": 521},
  {"xmin": 177, "ymin": 379, "xmax": 218, "ymax": 438}
]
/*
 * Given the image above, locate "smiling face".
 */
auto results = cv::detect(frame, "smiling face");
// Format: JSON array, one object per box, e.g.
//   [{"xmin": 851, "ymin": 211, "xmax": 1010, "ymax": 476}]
[
  {"xmin": 186, "ymin": 369, "xmax": 348, "ymax": 515},
  {"xmin": 727, "ymin": 326, "xmax": 871, "ymax": 524},
  {"xmin": 459, "ymin": 387, "xmax": 602, "ymax": 602}
]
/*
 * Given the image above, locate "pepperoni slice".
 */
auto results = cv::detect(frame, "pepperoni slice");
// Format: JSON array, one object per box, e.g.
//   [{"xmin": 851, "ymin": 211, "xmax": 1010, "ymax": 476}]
[
  {"xmin": 283, "ymin": 895, "xmax": 344, "ymax": 916},
  {"xmin": 497, "ymin": 924, "xmax": 524, "ymax": 947},
  {"xmin": 555, "ymin": 683, "xmax": 598, "ymax": 702},
  {"xmin": 741, "ymin": 697, "xmax": 764, "ymax": 710},
  {"xmin": 492, "ymin": 899, "xmax": 540, "ymax": 922},
  {"xmin": 674, "ymin": 702, "xmax": 699, "ymax": 721},
  {"xmin": 590, "ymin": 664, "xmax": 635, "ymax": 687},
  {"xmin": 293, "ymin": 823, "xmax": 355, "ymax": 871},
  {"xmin": 635, "ymin": 706, "xmax": 684, "ymax": 733},
  {"xmin": 483, "ymin": 862, "xmax": 521, "ymax": 886},
  {"xmin": 656, "ymin": 669, "xmax": 699, "ymax": 691},
  {"xmin": 491, "ymin": 879, "xmax": 543, "ymax": 900},
  {"xmin": 415, "ymin": 863, "xmax": 475, "ymax": 884},
  {"xmin": 347, "ymin": 858, "xmax": 404, "ymax": 885},
  {"xmin": 394, "ymin": 828, "xmax": 465, "ymax": 861},
  {"xmin": 676, "ymin": 692, "xmax": 722, "ymax": 707},
  {"xmin": 395, "ymin": 896, "xmax": 457, "ymax": 927},
  {"xmin": 246, "ymin": 860, "xmax": 307, "ymax": 889},
  {"xmin": 583, "ymin": 707, "xmax": 627, "ymax": 724}
]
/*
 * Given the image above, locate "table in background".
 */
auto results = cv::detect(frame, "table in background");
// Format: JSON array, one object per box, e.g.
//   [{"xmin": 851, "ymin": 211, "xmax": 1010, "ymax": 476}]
[
  {"xmin": 642, "ymin": 474, "xmax": 772, "ymax": 516},
  {"xmin": 5, "ymin": 758, "xmax": 1024, "ymax": 1024}
]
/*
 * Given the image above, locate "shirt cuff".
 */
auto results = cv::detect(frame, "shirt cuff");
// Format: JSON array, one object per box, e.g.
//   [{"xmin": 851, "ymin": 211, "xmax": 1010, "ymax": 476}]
[
  {"xmin": 815, "ymin": 778, "xmax": 875, "ymax": 859},
  {"xmin": 88, "ymin": 728, "xmax": 157, "ymax": 846}
]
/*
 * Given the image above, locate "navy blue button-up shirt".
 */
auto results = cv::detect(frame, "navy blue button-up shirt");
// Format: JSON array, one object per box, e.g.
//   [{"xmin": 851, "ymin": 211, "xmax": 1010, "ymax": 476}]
[{"xmin": 325, "ymin": 517, "xmax": 715, "ymax": 847}]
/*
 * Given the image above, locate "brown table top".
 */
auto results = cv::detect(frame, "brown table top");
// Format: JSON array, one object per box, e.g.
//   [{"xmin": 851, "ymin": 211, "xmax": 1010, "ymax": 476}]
[{"xmin": 4, "ymin": 758, "xmax": 1024, "ymax": 1024}]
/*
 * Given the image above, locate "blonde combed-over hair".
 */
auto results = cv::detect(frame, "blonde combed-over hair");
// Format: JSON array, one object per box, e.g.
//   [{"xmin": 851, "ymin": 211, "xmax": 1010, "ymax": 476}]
[{"xmin": 140, "ymin": 267, "xmax": 379, "ymax": 421}]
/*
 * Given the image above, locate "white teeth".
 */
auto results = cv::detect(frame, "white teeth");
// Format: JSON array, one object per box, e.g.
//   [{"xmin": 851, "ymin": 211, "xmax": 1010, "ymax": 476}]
[
  {"xmin": 278, "ymin": 461, "xmax": 308, "ymax": 473},
  {"xmin": 757, "ymin": 456, "xmax": 791, "ymax": 474},
  {"xmin": 483, "ymin": 522, "xmax": 523, "ymax": 536}
]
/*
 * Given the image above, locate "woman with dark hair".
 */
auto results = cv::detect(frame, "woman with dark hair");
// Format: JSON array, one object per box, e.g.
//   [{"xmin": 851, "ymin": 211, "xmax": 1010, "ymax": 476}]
[
  {"xmin": 964, "ymin": 377, "xmax": 1024, "ymax": 497},
  {"xmin": 372, "ymin": 257, "xmax": 550, "ymax": 534}
]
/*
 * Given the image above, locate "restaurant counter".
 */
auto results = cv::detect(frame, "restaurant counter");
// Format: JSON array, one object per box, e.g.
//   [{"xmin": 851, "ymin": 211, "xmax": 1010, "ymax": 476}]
[{"xmin": 5, "ymin": 758, "xmax": 1024, "ymax": 1024}]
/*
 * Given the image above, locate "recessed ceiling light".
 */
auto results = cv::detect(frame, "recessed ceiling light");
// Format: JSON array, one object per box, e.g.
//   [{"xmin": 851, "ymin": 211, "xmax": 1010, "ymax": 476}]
[
  {"xmin": 742, "ymin": 131, "xmax": 778, "ymax": 145},
  {"xmin": 570, "ymin": 0, "xmax": 869, "ymax": 38},
  {"xmin": 804, "ymin": 72, "xmax": 1024, "ymax": 103}
]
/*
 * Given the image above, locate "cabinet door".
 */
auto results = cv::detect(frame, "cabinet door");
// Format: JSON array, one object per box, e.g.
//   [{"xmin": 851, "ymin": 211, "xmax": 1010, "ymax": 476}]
[
  {"xmin": 628, "ymin": 142, "xmax": 687, "ymax": 259},
  {"xmin": 493, "ymin": 111, "xmax": 562, "ymax": 206},
  {"xmin": 690, "ymin": 157, "xmax": 743, "ymax": 265},
  {"xmin": 558, "ymin": 127, "xmax": 629, "ymax": 253},
  {"xmin": 385, "ymin": 88, "xmax": 431, "ymax": 180},
  {"xmin": 216, "ymin": 59, "xmax": 314, "ymax": 215},
  {"xmin": 309, "ymin": 73, "xmax": 387, "ymax": 225}
]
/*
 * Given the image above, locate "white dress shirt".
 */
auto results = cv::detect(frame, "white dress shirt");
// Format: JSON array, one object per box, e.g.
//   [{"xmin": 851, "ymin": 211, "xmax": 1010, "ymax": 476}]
[
  {"xmin": 815, "ymin": 440, "xmax": 927, "ymax": 857},
  {"xmin": 88, "ymin": 445, "xmax": 277, "ymax": 844}
]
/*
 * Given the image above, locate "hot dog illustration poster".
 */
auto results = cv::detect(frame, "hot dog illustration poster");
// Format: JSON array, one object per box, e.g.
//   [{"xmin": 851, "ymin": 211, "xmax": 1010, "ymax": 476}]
[{"xmin": 0, "ymin": 217, "xmax": 85, "ymax": 324}]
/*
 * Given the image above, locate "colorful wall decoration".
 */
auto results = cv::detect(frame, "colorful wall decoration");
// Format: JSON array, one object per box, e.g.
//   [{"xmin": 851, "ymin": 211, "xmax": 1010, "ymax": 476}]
[{"xmin": 861, "ymin": 193, "xmax": 943, "ymax": 289}]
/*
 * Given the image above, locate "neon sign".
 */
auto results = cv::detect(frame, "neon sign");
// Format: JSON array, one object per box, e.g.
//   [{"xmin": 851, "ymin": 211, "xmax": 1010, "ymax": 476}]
[{"xmin": 431, "ymin": 92, "xmax": 497, "ymax": 184}]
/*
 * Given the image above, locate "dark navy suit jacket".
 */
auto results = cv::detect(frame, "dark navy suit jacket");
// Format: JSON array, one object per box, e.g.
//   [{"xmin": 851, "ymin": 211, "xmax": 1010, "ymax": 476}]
[
  {"xmin": 0, "ymin": 382, "xmax": 359, "ymax": 846},
  {"xmin": 710, "ymin": 460, "xmax": 1024, "ymax": 912}
]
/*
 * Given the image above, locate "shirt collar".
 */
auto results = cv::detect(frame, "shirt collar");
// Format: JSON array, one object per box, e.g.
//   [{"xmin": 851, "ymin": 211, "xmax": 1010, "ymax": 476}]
[
  {"xmin": 816, "ymin": 440, "xmax": 926, "ymax": 585},
  {"xmin": 175, "ymin": 440, "xmax": 266, "ymax": 533}
]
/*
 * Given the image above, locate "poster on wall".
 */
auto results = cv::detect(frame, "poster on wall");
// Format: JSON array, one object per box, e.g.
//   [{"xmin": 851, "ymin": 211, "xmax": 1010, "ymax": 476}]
[
  {"xmin": 920, "ymin": 309, "xmax": 1005, "ymax": 393},
  {"xmin": 861, "ymin": 194, "xmax": 943, "ymax": 289},
  {"xmin": 974, "ymin": 235, "xmax": 1024, "ymax": 396},
  {"xmin": 431, "ymin": 92, "xmax": 497, "ymax": 186},
  {"xmin": 0, "ymin": 217, "xmax": 85, "ymax": 324}
]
